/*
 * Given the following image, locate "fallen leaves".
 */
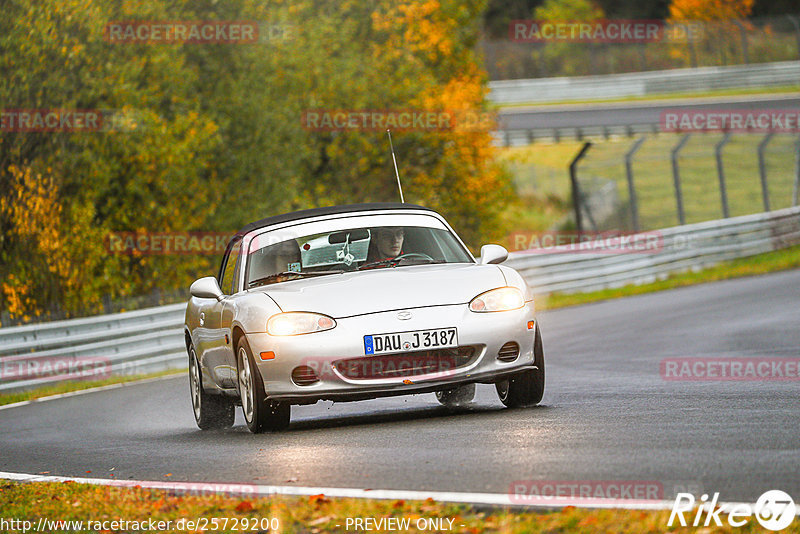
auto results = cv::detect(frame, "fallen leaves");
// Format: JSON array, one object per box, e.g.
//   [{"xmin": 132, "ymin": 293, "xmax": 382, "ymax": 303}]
[
  {"xmin": 234, "ymin": 500, "xmax": 253, "ymax": 512},
  {"xmin": 308, "ymin": 494, "xmax": 330, "ymax": 506}
]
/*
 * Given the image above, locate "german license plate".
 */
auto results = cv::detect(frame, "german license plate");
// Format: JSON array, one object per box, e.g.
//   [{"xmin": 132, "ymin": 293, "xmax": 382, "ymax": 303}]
[{"xmin": 364, "ymin": 328, "xmax": 458, "ymax": 355}]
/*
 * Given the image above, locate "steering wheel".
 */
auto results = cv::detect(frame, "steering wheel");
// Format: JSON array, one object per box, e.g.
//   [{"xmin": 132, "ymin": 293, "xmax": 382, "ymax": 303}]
[{"xmin": 394, "ymin": 252, "xmax": 434, "ymax": 262}]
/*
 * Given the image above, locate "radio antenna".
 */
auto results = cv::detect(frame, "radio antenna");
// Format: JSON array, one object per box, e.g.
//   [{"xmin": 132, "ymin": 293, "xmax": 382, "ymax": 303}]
[{"xmin": 387, "ymin": 129, "xmax": 405, "ymax": 203}]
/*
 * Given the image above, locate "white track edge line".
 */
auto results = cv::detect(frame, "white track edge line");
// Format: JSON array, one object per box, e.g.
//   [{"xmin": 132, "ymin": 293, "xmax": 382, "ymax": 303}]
[
  {"xmin": 0, "ymin": 471, "xmax": 776, "ymax": 513},
  {"xmin": 0, "ymin": 372, "xmax": 185, "ymax": 411}
]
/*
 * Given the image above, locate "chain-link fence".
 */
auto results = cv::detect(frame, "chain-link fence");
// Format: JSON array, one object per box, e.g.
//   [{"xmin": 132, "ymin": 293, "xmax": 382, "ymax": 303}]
[{"xmin": 572, "ymin": 133, "xmax": 800, "ymax": 233}]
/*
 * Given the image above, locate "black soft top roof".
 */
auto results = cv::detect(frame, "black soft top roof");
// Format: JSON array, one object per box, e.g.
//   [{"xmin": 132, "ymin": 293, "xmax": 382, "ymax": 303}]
[{"xmin": 236, "ymin": 202, "xmax": 436, "ymax": 237}]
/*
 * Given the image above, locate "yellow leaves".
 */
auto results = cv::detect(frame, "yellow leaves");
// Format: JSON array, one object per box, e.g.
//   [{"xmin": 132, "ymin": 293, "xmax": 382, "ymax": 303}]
[
  {"xmin": 2, "ymin": 165, "xmax": 61, "ymax": 250},
  {"xmin": 668, "ymin": 0, "xmax": 754, "ymax": 21},
  {"xmin": 372, "ymin": 0, "xmax": 455, "ymax": 62},
  {"xmin": 1, "ymin": 275, "xmax": 34, "ymax": 323}
]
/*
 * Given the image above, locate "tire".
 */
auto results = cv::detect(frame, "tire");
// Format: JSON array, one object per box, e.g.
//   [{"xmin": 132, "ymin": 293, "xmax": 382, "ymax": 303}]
[
  {"xmin": 435, "ymin": 383, "xmax": 476, "ymax": 408},
  {"xmin": 496, "ymin": 323, "xmax": 545, "ymax": 408},
  {"xmin": 189, "ymin": 344, "xmax": 235, "ymax": 430},
  {"xmin": 237, "ymin": 337, "xmax": 290, "ymax": 433}
]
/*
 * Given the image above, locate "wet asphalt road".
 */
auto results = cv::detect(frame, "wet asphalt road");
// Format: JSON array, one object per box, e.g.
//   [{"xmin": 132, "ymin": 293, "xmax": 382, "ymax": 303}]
[{"xmin": 2, "ymin": 269, "xmax": 799, "ymax": 503}]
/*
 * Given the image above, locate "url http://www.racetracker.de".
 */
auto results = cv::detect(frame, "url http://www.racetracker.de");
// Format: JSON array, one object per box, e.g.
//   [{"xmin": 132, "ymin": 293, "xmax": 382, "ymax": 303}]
[{"xmin": 0, "ymin": 516, "xmax": 281, "ymax": 532}]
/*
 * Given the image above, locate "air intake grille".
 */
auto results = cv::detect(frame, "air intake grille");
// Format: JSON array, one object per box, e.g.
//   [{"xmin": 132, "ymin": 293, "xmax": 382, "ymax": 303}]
[
  {"xmin": 291, "ymin": 365, "xmax": 319, "ymax": 386},
  {"xmin": 497, "ymin": 342, "xmax": 520, "ymax": 362}
]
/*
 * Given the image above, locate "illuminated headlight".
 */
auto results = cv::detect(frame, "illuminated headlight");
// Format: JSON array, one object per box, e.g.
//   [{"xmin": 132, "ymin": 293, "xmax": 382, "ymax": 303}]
[
  {"xmin": 267, "ymin": 312, "xmax": 336, "ymax": 336},
  {"xmin": 469, "ymin": 287, "xmax": 524, "ymax": 312}
]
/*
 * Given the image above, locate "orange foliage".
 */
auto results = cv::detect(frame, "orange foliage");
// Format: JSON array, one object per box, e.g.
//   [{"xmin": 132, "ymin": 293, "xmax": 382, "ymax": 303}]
[{"xmin": 668, "ymin": 0, "xmax": 754, "ymax": 21}]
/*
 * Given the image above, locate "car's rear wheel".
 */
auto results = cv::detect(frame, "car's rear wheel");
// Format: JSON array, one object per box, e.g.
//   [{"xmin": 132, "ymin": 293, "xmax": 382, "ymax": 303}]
[
  {"xmin": 496, "ymin": 323, "xmax": 545, "ymax": 407},
  {"xmin": 435, "ymin": 383, "xmax": 476, "ymax": 408},
  {"xmin": 189, "ymin": 345, "xmax": 235, "ymax": 430},
  {"xmin": 237, "ymin": 338, "xmax": 290, "ymax": 433}
]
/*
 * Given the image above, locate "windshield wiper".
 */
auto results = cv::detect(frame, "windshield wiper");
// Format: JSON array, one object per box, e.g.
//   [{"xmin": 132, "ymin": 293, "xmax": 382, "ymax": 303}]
[
  {"xmin": 248, "ymin": 270, "xmax": 343, "ymax": 288},
  {"xmin": 358, "ymin": 257, "xmax": 446, "ymax": 271},
  {"xmin": 358, "ymin": 258, "xmax": 401, "ymax": 270}
]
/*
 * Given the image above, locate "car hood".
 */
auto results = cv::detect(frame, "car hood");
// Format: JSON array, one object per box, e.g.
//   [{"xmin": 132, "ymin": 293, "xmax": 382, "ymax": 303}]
[{"xmin": 256, "ymin": 263, "xmax": 506, "ymax": 318}]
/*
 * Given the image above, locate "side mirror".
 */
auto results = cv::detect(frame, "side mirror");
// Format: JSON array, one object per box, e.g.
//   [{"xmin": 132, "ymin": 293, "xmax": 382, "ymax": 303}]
[
  {"xmin": 190, "ymin": 276, "xmax": 224, "ymax": 301},
  {"xmin": 479, "ymin": 244, "xmax": 508, "ymax": 265}
]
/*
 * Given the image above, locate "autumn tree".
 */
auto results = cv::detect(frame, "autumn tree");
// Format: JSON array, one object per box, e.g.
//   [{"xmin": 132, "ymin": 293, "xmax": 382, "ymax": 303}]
[
  {"xmin": 0, "ymin": 0, "xmax": 510, "ymax": 323},
  {"xmin": 668, "ymin": 0, "xmax": 755, "ymax": 66}
]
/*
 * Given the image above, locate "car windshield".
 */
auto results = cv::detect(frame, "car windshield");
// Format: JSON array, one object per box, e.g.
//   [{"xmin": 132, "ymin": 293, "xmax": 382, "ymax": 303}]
[{"xmin": 246, "ymin": 225, "xmax": 472, "ymax": 287}]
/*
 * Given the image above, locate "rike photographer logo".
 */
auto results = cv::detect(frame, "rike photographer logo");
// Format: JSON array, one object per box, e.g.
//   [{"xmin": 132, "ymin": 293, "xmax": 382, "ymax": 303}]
[{"xmin": 669, "ymin": 490, "xmax": 796, "ymax": 531}]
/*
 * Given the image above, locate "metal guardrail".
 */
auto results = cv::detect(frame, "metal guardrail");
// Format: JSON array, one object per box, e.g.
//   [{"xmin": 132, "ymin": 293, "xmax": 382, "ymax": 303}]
[
  {"xmin": 0, "ymin": 303, "xmax": 186, "ymax": 394},
  {"xmin": 488, "ymin": 60, "xmax": 800, "ymax": 105},
  {"xmin": 1, "ymin": 206, "xmax": 798, "ymax": 393}
]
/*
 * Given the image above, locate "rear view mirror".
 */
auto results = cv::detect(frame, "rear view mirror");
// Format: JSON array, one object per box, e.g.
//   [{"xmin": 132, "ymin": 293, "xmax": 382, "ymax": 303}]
[
  {"xmin": 479, "ymin": 244, "xmax": 508, "ymax": 265},
  {"xmin": 190, "ymin": 276, "xmax": 224, "ymax": 301},
  {"xmin": 328, "ymin": 229, "xmax": 370, "ymax": 244}
]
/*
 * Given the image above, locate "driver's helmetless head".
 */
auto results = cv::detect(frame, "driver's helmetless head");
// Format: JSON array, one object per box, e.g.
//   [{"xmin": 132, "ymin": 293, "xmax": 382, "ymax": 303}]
[{"xmin": 373, "ymin": 227, "xmax": 404, "ymax": 258}]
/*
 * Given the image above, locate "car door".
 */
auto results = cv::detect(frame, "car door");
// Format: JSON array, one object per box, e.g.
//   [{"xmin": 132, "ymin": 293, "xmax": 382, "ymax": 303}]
[{"xmin": 199, "ymin": 238, "xmax": 242, "ymax": 389}]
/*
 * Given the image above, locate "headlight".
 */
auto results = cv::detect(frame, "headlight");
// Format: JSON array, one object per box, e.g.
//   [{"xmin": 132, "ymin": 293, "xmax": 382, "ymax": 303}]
[
  {"xmin": 469, "ymin": 287, "xmax": 524, "ymax": 312},
  {"xmin": 267, "ymin": 312, "xmax": 336, "ymax": 336}
]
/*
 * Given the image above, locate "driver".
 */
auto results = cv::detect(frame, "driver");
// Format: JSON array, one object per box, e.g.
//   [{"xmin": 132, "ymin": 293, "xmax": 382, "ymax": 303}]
[{"xmin": 366, "ymin": 227, "xmax": 404, "ymax": 262}]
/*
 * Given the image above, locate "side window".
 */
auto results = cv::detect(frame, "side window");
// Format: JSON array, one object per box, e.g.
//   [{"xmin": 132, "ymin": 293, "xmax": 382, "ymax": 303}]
[{"xmin": 220, "ymin": 240, "xmax": 242, "ymax": 295}]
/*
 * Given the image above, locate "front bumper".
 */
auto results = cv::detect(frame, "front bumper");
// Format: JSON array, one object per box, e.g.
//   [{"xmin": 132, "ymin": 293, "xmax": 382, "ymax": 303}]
[{"xmin": 248, "ymin": 302, "xmax": 537, "ymax": 404}]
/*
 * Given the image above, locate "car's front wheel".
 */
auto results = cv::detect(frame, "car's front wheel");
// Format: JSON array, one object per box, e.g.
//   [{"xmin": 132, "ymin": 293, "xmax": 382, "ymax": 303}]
[
  {"xmin": 435, "ymin": 383, "xmax": 476, "ymax": 408},
  {"xmin": 189, "ymin": 345, "xmax": 235, "ymax": 430},
  {"xmin": 237, "ymin": 338, "xmax": 290, "ymax": 433},
  {"xmin": 496, "ymin": 323, "xmax": 545, "ymax": 408}
]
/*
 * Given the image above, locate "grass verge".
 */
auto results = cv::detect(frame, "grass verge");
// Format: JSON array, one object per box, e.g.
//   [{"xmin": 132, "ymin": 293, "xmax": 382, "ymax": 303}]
[
  {"xmin": 540, "ymin": 244, "xmax": 800, "ymax": 310},
  {"xmin": 0, "ymin": 369, "xmax": 184, "ymax": 407},
  {"xmin": 0, "ymin": 480, "xmax": 787, "ymax": 533}
]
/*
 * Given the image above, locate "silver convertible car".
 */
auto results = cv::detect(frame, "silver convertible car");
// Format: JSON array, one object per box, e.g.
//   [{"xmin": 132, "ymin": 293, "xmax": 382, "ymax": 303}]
[{"xmin": 185, "ymin": 203, "xmax": 544, "ymax": 432}]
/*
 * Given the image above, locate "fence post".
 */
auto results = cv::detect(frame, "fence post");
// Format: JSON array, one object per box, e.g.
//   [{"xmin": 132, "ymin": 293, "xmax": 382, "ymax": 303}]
[
  {"xmin": 569, "ymin": 142, "xmax": 592, "ymax": 233},
  {"xmin": 757, "ymin": 132, "xmax": 774, "ymax": 212},
  {"xmin": 715, "ymin": 133, "xmax": 732, "ymax": 218},
  {"xmin": 794, "ymin": 135, "xmax": 800, "ymax": 206},
  {"xmin": 787, "ymin": 15, "xmax": 800, "ymax": 61},
  {"xmin": 733, "ymin": 20, "xmax": 749, "ymax": 64},
  {"xmin": 671, "ymin": 133, "xmax": 691, "ymax": 225},
  {"xmin": 625, "ymin": 137, "xmax": 647, "ymax": 232}
]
